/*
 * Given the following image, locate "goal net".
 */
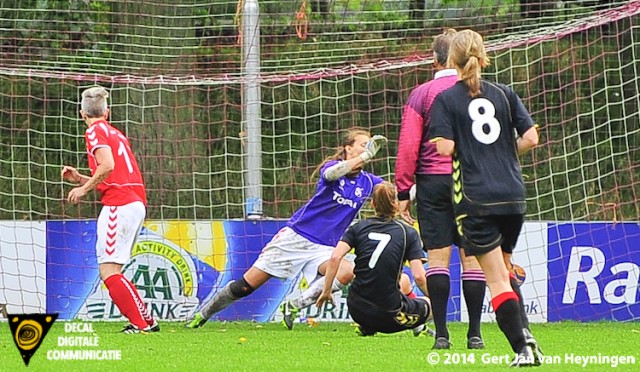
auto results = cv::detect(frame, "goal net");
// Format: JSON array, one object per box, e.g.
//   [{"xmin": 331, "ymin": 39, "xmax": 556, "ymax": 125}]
[{"xmin": 1, "ymin": 0, "xmax": 638, "ymax": 321}]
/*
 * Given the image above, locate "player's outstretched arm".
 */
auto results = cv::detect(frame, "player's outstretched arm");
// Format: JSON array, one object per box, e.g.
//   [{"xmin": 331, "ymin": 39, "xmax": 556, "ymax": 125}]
[
  {"xmin": 360, "ymin": 135, "xmax": 387, "ymax": 162},
  {"xmin": 61, "ymin": 166, "xmax": 90, "ymax": 185},
  {"xmin": 316, "ymin": 241, "xmax": 351, "ymax": 308},
  {"xmin": 67, "ymin": 148, "xmax": 115, "ymax": 204},
  {"xmin": 409, "ymin": 258, "xmax": 428, "ymax": 296},
  {"xmin": 323, "ymin": 157, "xmax": 364, "ymax": 181},
  {"xmin": 323, "ymin": 135, "xmax": 388, "ymax": 181}
]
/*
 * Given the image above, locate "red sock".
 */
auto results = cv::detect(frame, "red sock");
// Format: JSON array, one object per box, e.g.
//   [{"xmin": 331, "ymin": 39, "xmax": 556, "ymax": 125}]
[
  {"xmin": 104, "ymin": 273, "xmax": 150, "ymax": 329},
  {"xmin": 120, "ymin": 278, "xmax": 155, "ymax": 326},
  {"xmin": 408, "ymin": 291, "xmax": 417, "ymax": 299}
]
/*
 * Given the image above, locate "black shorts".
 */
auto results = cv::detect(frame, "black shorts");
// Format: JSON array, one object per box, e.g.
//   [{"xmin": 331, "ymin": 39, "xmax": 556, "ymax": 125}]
[
  {"xmin": 456, "ymin": 214, "xmax": 524, "ymax": 256},
  {"xmin": 348, "ymin": 294, "xmax": 430, "ymax": 334},
  {"xmin": 415, "ymin": 174, "xmax": 460, "ymax": 250}
]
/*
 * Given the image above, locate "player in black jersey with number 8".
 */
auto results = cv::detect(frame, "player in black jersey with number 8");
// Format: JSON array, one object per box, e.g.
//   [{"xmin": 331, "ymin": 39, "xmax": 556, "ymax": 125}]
[
  {"xmin": 316, "ymin": 182, "xmax": 432, "ymax": 336},
  {"xmin": 429, "ymin": 29, "xmax": 541, "ymax": 367}
]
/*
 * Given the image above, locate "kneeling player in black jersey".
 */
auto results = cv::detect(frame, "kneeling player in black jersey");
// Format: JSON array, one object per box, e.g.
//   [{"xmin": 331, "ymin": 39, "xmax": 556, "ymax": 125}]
[{"xmin": 316, "ymin": 182, "xmax": 432, "ymax": 336}]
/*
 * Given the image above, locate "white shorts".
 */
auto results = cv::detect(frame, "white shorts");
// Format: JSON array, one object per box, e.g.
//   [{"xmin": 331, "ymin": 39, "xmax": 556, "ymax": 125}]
[
  {"xmin": 253, "ymin": 226, "xmax": 334, "ymax": 281},
  {"xmin": 95, "ymin": 201, "xmax": 146, "ymax": 265}
]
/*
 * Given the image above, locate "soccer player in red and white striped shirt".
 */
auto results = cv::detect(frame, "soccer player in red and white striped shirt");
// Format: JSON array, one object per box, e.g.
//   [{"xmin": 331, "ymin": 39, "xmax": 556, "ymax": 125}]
[{"xmin": 62, "ymin": 86, "xmax": 158, "ymax": 334}]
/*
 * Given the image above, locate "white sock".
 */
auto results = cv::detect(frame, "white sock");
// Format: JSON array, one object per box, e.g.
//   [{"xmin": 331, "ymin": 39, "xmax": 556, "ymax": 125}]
[
  {"xmin": 331, "ymin": 279, "xmax": 345, "ymax": 293},
  {"xmin": 200, "ymin": 281, "xmax": 237, "ymax": 319},
  {"xmin": 291, "ymin": 278, "xmax": 345, "ymax": 309}
]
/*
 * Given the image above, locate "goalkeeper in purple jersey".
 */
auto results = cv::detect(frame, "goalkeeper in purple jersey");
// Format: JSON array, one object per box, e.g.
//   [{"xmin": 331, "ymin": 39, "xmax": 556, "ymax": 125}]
[
  {"xmin": 185, "ymin": 128, "xmax": 386, "ymax": 329},
  {"xmin": 429, "ymin": 30, "xmax": 541, "ymax": 367}
]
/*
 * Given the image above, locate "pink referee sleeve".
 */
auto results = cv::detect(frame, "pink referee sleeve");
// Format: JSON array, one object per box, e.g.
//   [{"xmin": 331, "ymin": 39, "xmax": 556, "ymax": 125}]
[{"xmin": 395, "ymin": 104, "xmax": 423, "ymax": 198}]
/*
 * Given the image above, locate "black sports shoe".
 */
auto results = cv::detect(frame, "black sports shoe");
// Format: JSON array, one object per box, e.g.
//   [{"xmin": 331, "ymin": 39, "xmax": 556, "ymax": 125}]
[
  {"xmin": 523, "ymin": 328, "xmax": 543, "ymax": 365},
  {"xmin": 121, "ymin": 324, "xmax": 146, "ymax": 334},
  {"xmin": 432, "ymin": 337, "xmax": 452, "ymax": 350},
  {"xmin": 147, "ymin": 321, "xmax": 160, "ymax": 333},
  {"xmin": 280, "ymin": 301, "xmax": 299, "ymax": 330},
  {"xmin": 412, "ymin": 324, "xmax": 436, "ymax": 337},
  {"xmin": 122, "ymin": 322, "xmax": 159, "ymax": 334},
  {"xmin": 510, "ymin": 345, "xmax": 541, "ymax": 367},
  {"xmin": 467, "ymin": 336, "xmax": 485, "ymax": 349},
  {"xmin": 355, "ymin": 325, "xmax": 377, "ymax": 337}
]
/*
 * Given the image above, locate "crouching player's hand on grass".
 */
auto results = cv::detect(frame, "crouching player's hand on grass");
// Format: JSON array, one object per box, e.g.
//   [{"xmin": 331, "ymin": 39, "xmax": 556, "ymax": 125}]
[{"xmin": 316, "ymin": 290, "xmax": 334, "ymax": 308}]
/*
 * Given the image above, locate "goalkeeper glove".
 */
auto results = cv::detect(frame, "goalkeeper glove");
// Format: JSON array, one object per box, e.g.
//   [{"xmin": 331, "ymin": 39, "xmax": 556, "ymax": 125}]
[{"xmin": 360, "ymin": 135, "xmax": 388, "ymax": 163}]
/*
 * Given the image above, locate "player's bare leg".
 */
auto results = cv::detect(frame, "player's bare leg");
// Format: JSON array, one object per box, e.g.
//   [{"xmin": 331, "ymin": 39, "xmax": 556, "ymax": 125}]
[
  {"xmin": 186, "ymin": 267, "xmax": 272, "ymax": 329},
  {"xmin": 399, "ymin": 273, "xmax": 413, "ymax": 296}
]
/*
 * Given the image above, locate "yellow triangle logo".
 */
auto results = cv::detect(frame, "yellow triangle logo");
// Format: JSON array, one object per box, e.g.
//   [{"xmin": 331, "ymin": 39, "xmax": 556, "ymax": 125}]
[
  {"xmin": 299, "ymin": 277, "xmax": 309, "ymax": 290},
  {"xmin": 8, "ymin": 313, "xmax": 58, "ymax": 366},
  {"xmin": 454, "ymin": 192, "xmax": 463, "ymax": 204}
]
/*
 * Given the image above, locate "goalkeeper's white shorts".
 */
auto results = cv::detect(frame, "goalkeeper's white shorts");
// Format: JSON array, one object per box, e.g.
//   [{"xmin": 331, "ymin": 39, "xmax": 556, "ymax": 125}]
[
  {"xmin": 95, "ymin": 201, "xmax": 146, "ymax": 265},
  {"xmin": 253, "ymin": 226, "xmax": 334, "ymax": 281}
]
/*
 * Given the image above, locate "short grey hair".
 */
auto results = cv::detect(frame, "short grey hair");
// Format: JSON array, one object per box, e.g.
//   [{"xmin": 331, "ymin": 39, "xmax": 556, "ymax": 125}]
[
  {"xmin": 433, "ymin": 28, "xmax": 457, "ymax": 67},
  {"xmin": 81, "ymin": 86, "xmax": 109, "ymax": 118}
]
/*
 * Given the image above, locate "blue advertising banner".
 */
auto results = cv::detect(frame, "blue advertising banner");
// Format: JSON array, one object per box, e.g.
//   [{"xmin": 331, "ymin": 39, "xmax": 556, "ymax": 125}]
[
  {"xmin": 446, "ymin": 251, "xmax": 462, "ymax": 322},
  {"xmin": 548, "ymin": 223, "xmax": 640, "ymax": 321},
  {"xmin": 47, "ymin": 221, "xmax": 221, "ymax": 320},
  {"xmin": 46, "ymin": 220, "xmax": 296, "ymax": 322},
  {"xmin": 44, "ymin": 220, "xmax": 639, "ymax": 323},
  {"xmin": 214, "ymin": 221, "xmax": 291, "ymax": 322},
  {"xmin": 42, "ymin": 220, "xmax": 483, "ymax": 323},
  {"xmin": 47, "ymin": 220, "xmax": 101, "ymax": 320}
]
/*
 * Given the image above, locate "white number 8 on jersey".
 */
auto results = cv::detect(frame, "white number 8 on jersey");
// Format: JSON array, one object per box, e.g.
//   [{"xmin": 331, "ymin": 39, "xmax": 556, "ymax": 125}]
[{"xmin": 468, "ymin": 98, "xmax": 501, "ymax": 145}]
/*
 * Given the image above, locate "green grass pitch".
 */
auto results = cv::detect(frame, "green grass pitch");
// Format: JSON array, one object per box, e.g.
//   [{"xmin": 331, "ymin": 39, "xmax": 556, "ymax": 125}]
[{"xmin": 1, "ymin": 321, "xmax": 639, "ymax": 371}]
